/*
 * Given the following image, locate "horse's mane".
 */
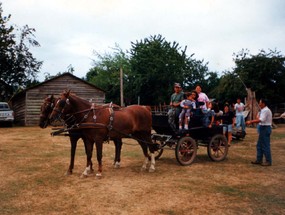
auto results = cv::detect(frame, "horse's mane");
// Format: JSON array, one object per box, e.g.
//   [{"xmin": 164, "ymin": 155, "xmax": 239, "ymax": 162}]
[
  {"xmin": 69, "ymin": 93, "xmax": 92, "ymax": 108},
  {"xmin": 62, "ymin": 91, "xmax": 122, "ymax": 111}
]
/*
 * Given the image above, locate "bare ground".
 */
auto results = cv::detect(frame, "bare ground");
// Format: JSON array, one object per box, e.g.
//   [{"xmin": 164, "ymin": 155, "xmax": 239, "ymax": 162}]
[{"xmin": 0, "ymin": 125, "xmax": 285, "ymax": 215}]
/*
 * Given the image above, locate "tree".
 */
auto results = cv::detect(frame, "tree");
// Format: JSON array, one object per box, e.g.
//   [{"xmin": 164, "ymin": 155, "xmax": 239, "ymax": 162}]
[
  {"xmin": 182, "ymin": 57, "xmax": 213, "ymax": 93},
  {"xmin": 212, "ymin": 49, "xmax": 285, "ymax": 106},
  {"xmin": 129, "ymin": 34, "xmax": 212, "ymax": 105},
  {"xmin": 86, "ymin": 45, "xmax": 131, "ymax": 104},
  {"xmin": 129, "ymin": 35, "xmax": 187, "ymax": 105},
  {"xmin": 0, "ymin": 3, "xmax": 42, "ymax": 101},
  {"xmin": 234, "ymin": 49, "xmax": 285, "ymax": 104},
  {"xmin": 211, "ymin": 71, "xmax": 246, "ymax": 105},
  {"xmin": 87, "ymin": 35, "xmax": 216, "ymax": 105}
]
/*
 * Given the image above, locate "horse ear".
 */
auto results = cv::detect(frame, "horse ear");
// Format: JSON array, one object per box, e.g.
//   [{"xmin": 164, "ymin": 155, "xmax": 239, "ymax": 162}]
[
  {"xmin": 45, "ymin": 94, "xmax": 51, "ymax": 101},
  {"xmin": 61, "ymin": 90, "xmax": 68, "ymax": 98},
  {"xmin": 62, "ymin": 89, "xmax": 71, "ymax": 97}
]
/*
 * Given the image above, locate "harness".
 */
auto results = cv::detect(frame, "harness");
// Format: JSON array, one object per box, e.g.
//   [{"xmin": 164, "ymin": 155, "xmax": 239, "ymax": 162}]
[
  {"xmin": 51, "ymin": 102, "xmax": 153, "ymax": 145},
  {"xmin": 53, "ymin": 102, "xmax": 114, "ymax": 130}
]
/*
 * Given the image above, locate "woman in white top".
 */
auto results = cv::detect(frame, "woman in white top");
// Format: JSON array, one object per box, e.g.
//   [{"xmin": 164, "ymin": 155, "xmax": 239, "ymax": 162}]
[{"xmin": 195, "ymin": 85, "xmax": 209, "ymax": 110}]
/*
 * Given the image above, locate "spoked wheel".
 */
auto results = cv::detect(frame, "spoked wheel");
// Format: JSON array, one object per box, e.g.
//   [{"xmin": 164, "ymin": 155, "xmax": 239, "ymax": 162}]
[
  {"xmin": 175, "ymin": 136, "xmax": 197, "ymax": 166},
  {"xmin": 207, "ymin": 134, "xmax": 228, "ymax": 161}
]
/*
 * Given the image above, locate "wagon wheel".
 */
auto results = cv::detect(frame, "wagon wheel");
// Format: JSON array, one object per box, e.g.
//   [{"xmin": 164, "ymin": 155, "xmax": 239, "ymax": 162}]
[
  {"xmin": 175, "ymin": 136, "xmax": 197, "ymax": 166},
  {"xmin": 207, "ymin": 134, "xmax": 228, "ymax": 161}
]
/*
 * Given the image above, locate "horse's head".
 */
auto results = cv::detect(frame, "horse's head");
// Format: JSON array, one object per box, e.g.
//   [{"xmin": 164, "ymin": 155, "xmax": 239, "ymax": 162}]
[
  {"xmin": 49, "ymin": 90, "xmax": 72, "ymax": 122},
  {"xmin": 39, "ymin": 95, "xmax": 57, "ymax": 128}
]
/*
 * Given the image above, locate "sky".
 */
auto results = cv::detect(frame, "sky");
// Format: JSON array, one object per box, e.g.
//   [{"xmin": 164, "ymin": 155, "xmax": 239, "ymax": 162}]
[{"xmin": 2, "ymin": 0, "xmax": 285, "ymax": 81}]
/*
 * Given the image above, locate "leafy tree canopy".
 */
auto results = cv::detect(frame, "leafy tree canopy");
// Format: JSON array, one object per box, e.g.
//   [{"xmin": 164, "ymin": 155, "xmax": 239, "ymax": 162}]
[
  {"xmin": 86, "ymin": 44, "xmax": 131, "ymax": 104},
  {"xmin": 234, "ymin": 49, "xmax": 285, "ymax": 104},
  {"xmin": 0, "ymin": 3, "xmax": 42, "ymax": 101},
  {"xmin": 87, "ymin": 35, "xmax": 214, "ymax": 105},
  {"xmin": 128, "ymin": 34, "xmax": 212, "ymax": 105},
  {"xmin": 213, "ymin": 49, "xmax": 285, "ymax": 105}
]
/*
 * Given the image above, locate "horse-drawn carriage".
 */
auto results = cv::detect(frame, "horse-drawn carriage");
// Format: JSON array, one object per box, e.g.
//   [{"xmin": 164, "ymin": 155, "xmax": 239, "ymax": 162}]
[
  {"xmin": 39, "ymin": 92, "xmax": 229, "ymax": 177},
  {"xmin": 151, "ymin": 108, "xmax": 229, "ymax": 166}
]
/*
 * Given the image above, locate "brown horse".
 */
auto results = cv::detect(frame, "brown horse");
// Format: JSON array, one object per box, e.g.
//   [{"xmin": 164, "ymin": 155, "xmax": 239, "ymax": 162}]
[
  {"xmin": 39, "ymin": 95, "xmax": 126, "ymax": 175},
  {"xmin": 49, "ymin": 91, "xmax": 156, "ymax": 177},
  {"xmin": 39, "ymin": 95, "xmax": 95, "ymax": 175}
]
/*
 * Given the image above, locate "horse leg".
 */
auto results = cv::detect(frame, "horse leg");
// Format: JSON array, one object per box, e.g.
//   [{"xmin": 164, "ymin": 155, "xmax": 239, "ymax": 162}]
[
  {"xmin": 66, "ymin": 133, "xmax": 79, "ymax": 175},
  {"xmin": 82, "ymin": 135, "xmax": 94, "ymax": 173},
  {"xmin": 95, "ymin": 140, "xmax": 103, "ymax": 178},
  {"xmin": 148, "ymin": 144, "xmax": 156, "ymax": 173},
  {"xmin": 113, "ymin": 139, "xmax": 122, "ymax": 168},
  {"xmin": 139, "ymin": 141, "xmax": 149, "ymax": 171},
  {"xmin": 81, "ymin": 139, "xmax": 94, "ymax": 178},
  {"xmin": 139, "ymin": 136, "xmax": 156, "ymax": 172}
]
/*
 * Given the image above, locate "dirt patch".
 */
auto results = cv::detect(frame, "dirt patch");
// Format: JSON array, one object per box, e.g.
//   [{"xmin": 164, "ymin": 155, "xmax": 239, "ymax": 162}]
[{"xmin": 0, "ymin": 125, "xmax": 285, "ymax": 214}]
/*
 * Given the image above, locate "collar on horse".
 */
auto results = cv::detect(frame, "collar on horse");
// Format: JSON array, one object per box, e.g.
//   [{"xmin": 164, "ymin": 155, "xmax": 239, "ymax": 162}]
[{"xmin": 57, "ymin": 102, "xmax": 117, "ymax": 132}]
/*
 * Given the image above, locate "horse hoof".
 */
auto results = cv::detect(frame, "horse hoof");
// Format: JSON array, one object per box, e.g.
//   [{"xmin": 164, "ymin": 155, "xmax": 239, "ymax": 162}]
[
  {"xmin": 114, "ymin": 162, "xmax": 121, "ymax": 169},
  {"xmin": 149, "ymin": 168, "xmax": 155, "ymax": 173},
  {"xmin": 96, "ymin": 173, "xmax": 102, "ymax": 179},
  {"xmin": 64, "ymin": 171, "xmax": 72, "ymax": 176},
  {"xmin": 114, "ymin": 164, "xmax": 120, "ymax": 169}
]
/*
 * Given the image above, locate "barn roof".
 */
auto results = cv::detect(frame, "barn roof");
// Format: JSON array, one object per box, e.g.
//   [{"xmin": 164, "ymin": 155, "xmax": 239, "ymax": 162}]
[{"xmin": 11, "ymin": 73, "xmax": 105, "ymax": 100}]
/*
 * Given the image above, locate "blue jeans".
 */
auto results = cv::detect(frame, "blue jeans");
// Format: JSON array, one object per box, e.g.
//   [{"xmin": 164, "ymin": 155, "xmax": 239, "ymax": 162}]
[
  {"xmin": 256, "ymin": 126, "xmax": 272, "ymax": 164},
  {"xmin": 236, "ymin": 114, "xmax": 245, "ymax": 132}
]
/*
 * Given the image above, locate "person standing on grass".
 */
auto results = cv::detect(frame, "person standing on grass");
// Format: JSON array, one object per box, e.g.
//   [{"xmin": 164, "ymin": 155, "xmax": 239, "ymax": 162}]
[
  {"xmin": 234, "ymin": 97, "xmax": 246, "ymax": 132},
  {"xmin": 221, "ymin": 104, "xmax": 235, "ymax": 146},
  {"xmin": 246, "ymin": 98, "xmax": 272, "ymax": 166}
]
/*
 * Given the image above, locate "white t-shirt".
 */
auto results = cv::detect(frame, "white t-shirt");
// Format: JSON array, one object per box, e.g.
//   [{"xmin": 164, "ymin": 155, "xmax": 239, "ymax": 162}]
[{"xmin": 234, "ymin": 102, "xmax": 245, "ymax": 116}]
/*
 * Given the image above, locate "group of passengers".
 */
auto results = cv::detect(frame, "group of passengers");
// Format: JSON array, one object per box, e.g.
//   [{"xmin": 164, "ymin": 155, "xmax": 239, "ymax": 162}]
[{"xmin": 169, "ymin": 83, "xmax": 246, "ymax": 146}]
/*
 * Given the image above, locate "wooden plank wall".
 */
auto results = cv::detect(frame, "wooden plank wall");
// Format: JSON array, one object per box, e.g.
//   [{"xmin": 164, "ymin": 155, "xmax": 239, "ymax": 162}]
[
  {"xmin": 11, "ymin": 95, "xmax": 26, "ymax": 126},
  {"xmin": 24, "ymin": 75, "xmax": 105, "ymax": 126}
]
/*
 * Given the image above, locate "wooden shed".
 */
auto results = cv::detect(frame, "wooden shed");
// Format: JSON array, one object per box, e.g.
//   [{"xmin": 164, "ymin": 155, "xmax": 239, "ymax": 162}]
[{"xmin": 10, "ymin": 73, "xmax": 105, "ymax": 126}]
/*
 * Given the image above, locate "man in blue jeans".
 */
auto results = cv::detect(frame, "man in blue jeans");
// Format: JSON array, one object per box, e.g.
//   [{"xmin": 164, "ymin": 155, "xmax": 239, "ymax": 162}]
[{"xmin": 246, "ymin": 98, "xmax": 272, "ymax": 166}]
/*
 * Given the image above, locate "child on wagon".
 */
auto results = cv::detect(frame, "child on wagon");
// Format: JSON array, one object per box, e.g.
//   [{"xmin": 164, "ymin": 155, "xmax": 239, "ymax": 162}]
[
  {"xmin": 202, "ymin": 101, "xmax": 215, "ymax": 128},
  {"xmin": 179, "ymin": 91, "xmax": 198, "ymax": 130}
]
